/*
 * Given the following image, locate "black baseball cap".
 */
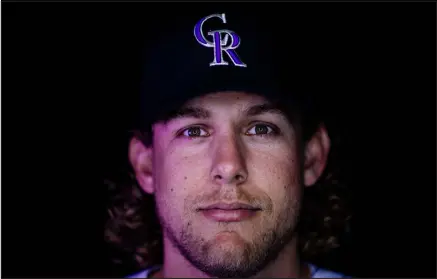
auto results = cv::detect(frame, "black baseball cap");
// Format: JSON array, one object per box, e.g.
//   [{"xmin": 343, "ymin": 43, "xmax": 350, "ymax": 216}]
[{"xmin": 138, "ymin": 10, "xmax": 323, "ymax": 129}]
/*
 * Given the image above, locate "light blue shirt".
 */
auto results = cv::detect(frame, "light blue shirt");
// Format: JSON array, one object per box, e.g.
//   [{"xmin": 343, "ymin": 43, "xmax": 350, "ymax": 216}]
[{"xmin": 127, "ymin": 263, "xmax": 350, "ymax": 278}]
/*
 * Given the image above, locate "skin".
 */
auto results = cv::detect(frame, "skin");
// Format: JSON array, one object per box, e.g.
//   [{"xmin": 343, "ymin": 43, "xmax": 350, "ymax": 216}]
[{"xmin": 129, "ymin": 91, "xmax": 331, "ymax": 278}]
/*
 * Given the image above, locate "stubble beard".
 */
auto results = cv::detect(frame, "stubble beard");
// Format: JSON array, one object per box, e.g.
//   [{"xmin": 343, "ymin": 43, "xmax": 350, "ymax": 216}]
[{"xmin": 159, "ymin": 200, "xmax": 300, "ymax": 278}]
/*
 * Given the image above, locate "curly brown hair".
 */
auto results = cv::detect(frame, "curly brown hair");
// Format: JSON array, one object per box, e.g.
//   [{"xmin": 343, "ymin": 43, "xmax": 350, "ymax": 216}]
[{"xmin": 105, "ymin": 117, "xmax": 352, "ymax": 273}]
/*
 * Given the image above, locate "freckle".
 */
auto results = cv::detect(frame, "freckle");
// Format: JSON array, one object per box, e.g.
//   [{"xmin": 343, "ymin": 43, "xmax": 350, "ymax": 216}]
[
  {"xmin": 184, "ymin": 176, "xmax": 187, "ymax": 180},
  {"xmin": 170, "ymin": 188, "xmax": 174, "ymax": 192}
]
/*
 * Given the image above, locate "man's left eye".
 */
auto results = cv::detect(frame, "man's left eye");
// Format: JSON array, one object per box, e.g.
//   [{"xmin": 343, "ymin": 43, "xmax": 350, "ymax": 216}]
[{"xmin": 246, "ymin": 124, "xmax": 275, "ymax": 136}]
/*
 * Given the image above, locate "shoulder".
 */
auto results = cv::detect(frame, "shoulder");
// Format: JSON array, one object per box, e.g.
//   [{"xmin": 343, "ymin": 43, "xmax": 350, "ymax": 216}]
[
  {"xmin": 126, "ymin": 266, "xmax": 161, "ymax": 278},
  {"xmin": 309, "ymin": 263, "xmax": 351, "ymax": 278}
]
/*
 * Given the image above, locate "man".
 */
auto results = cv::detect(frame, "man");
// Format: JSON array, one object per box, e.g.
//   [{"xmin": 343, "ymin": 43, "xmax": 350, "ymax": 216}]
[{"xmin": 106, "ymin": 11, "xmax": 351, "ymax": 278}]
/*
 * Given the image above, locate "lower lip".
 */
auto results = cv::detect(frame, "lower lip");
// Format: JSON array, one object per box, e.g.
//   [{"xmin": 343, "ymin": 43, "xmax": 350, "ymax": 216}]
[{"xmin": 200, "ymin": 209, "xmax": 259, "ymax": 222}]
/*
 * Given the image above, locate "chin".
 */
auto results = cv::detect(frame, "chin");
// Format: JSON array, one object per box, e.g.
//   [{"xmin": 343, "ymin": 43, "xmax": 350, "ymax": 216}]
[
  {"xmin": 196, "ymin": 244, "xmax": 260, "ymax": 278},
  {"xmin": 205, "ymin": 233, "xmax": 249, "ymax": 260},
  {"xmin": 213, "ymin": 230, "xmax": 249, "ymax": 242}
]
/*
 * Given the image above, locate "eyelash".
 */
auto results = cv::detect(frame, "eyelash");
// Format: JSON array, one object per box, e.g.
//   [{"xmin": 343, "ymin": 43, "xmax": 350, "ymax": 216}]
[{"xmin": 176, "ymin": 123, "xmax": 280, "ymax": 139}]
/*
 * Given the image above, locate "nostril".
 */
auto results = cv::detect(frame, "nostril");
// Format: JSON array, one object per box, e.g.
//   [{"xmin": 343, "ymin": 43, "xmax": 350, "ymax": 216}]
[
  {"xmin": 214, "ymin": 175, "xmax": 223, "ymax": 180},
  {"xmin": 213, "ymin": 173, "xmax": 246, "ymax": 184}
]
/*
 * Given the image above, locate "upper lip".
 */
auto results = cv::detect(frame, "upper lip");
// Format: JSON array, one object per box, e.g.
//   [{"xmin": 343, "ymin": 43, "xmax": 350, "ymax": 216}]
[{"xmin": 199, "ymin": 202, "xmax": 260, "ymax": 211}]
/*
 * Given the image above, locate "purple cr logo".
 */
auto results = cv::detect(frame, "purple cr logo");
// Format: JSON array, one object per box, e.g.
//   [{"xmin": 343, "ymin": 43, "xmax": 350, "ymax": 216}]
[{"xmin": 193, "ymin": 13, "xmax": 247, "ymax": 68}]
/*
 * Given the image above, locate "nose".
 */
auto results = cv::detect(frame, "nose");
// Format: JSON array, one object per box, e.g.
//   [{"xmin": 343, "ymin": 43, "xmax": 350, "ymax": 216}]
[{"xmin": 210, "ymin": 134, "xmax": 248, "ymax": 186}]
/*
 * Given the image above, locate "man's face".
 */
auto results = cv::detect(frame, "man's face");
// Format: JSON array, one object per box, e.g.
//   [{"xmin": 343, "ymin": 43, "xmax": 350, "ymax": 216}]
[{"xmin": 150, "ymin": 92, "xmax": 305, "ymax": 277}]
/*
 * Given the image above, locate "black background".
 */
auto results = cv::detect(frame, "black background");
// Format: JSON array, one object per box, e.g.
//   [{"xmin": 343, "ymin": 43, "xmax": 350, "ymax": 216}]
[{"xmin": 2, "ymin": 2, "xmax": 436, "ymax": 278}]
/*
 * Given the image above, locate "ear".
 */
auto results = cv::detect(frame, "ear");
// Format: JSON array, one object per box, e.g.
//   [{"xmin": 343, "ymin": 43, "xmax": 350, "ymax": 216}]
[
  {"xmin": 128, "ymin": 137, "xmax": 155, "ymax": 194},
  {"xmin": 303, "ymin": 124, "xmax": 331, "ymax": 187}
]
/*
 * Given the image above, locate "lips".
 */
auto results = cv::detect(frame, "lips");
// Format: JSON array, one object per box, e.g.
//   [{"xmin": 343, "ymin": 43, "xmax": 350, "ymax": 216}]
[
  {"xmin": 198, "ymin": 203, "xmax": 261, "ymax": 222},
  {"xmin": 201, "ymin": 202, "xmax": 259, "ymax": 210}
]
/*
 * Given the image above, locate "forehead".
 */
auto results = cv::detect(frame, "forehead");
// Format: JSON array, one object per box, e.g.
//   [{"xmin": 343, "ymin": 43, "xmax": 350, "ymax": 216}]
[
  {"xmin": 185, "ymin": 91, "xmax": 268, "ymax": 108},
  {"xmin": 182, "ymin": 91, "xmax": 271, "ymax": 111},
  {"xmin": 154, "ymin": 90, "xmax": 295, "ymax": 129}
]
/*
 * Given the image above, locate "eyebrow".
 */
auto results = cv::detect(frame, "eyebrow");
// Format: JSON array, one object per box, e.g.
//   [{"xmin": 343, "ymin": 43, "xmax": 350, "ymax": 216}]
[
  {"xmin": 244, "ymin": 103, "xmax": 286, "ymax": 117},
  {"xmin": 165, "ymin": 103, "xmax": 287, "ymax": 123}
]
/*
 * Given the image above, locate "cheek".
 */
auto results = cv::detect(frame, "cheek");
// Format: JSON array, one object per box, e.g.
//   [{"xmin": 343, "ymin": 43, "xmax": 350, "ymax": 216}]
[
  {"xmin": 154, "ymin": 151, "xmax": 209, "ymax": 217},
  {"xmin": 250, "ymin": 146, "xmax": 302, "ymax": 212},
  {"xmin": 159, "ymin": 153, "xmax": 209, "ymax": 190},
  {"xmin": 251, "ymin": 144, "xmax": 301, "ymax": 187}
]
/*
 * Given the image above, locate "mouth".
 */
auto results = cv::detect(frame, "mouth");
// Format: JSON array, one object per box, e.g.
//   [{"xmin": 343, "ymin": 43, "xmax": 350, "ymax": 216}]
[{"xmin": 198, "ymin": 203, "xmax": 261, "ymax": 222}]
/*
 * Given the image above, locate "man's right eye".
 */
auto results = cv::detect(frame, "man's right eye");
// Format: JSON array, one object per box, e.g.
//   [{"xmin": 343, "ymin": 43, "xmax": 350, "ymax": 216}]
[{"xmin": 178, "ymin": 126, "xmax": 209, "ymax": 138}]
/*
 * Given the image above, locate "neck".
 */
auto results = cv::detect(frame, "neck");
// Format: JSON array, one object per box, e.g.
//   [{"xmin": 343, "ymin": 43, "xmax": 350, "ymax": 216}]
[{"xmin": 157, "ymin": 234, "xmax": 305, "ymax": 278}]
